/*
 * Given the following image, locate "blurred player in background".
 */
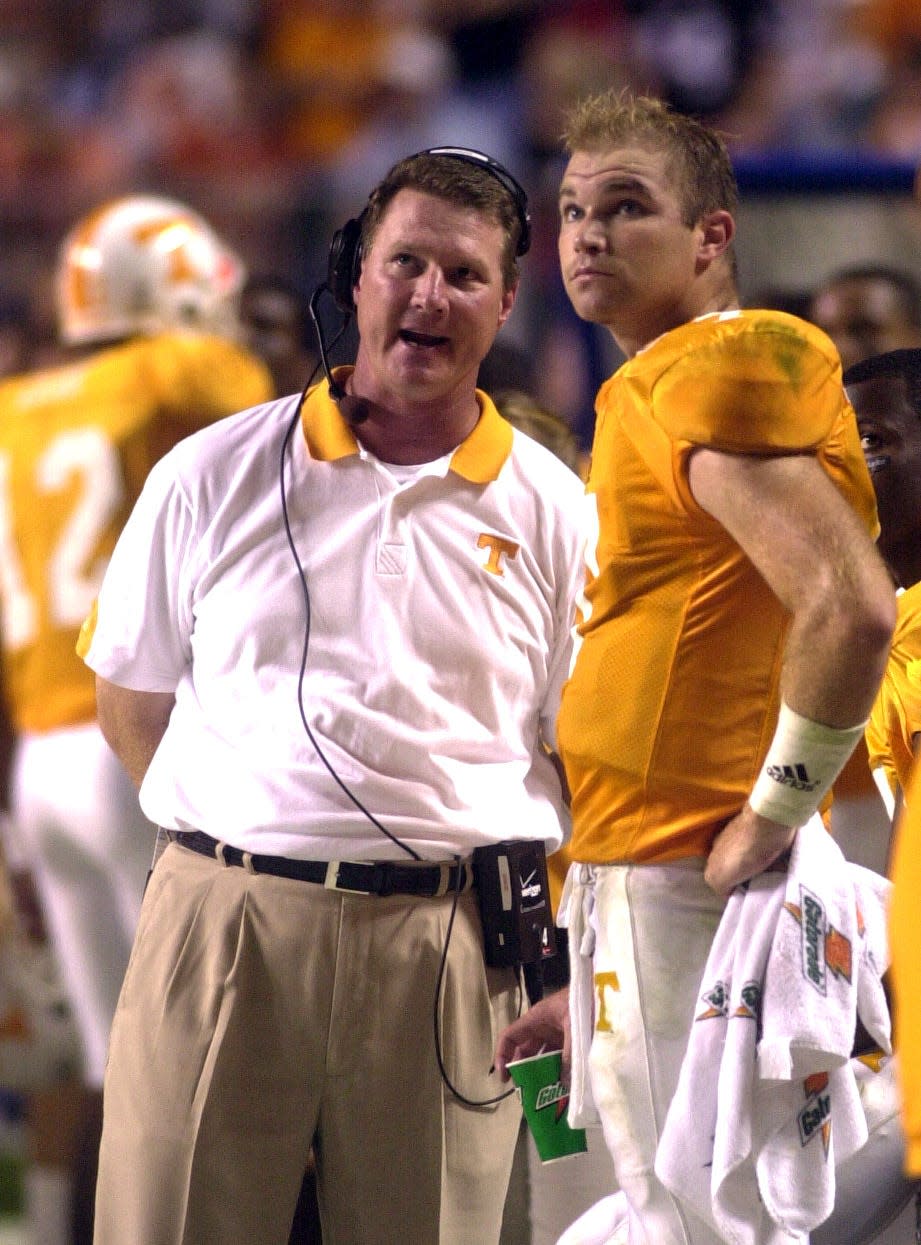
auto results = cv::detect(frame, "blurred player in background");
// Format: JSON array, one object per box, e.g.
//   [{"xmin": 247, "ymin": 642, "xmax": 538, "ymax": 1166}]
[
  {"xmin": 0, "ymin": 194, "xmax": 272, "ymax": 1242},
  {"xmin": 844, "ymin": 348, "xmax": 921, "ymax": 819},
  {"xmin": 811, "ymin": 346, "xmax": 921, "ymax": 1245},
  {"xmin": 492, "ymin": 388, "xmax": 585, "ymax": 478},
  {"xmin": 801, "ymin": 268, "xmax": 921, "ymax": 871},
  {"xmin": 886, "ymin": 135, "xmax": 921, "ymax": 1204},
  {"xmin": 240, "ymin": 273, "xmax": 318, "ymax": 399},
  {"xmin": 889, "ymin": 763, "xmax": 921, "ymax": 1186},
  {"xmin": 808, "ymin": 265, "xmax": 921, "ymax": 373}
]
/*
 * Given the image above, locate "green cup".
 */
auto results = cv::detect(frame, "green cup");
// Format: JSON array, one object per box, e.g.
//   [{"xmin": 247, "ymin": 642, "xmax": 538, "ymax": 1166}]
[{"xmin": 507, "ymin": 1049, "xmax": 587, "ymax": 1163}]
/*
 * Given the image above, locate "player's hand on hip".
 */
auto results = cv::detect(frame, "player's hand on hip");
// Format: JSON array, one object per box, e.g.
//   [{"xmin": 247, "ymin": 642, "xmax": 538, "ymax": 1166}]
[
  {"xmin": 494, "ymin": 986, "xmax": 571, "ymax": 1083},
  {"xmin": 704, "ymin": 805, "xmax": 796, "ymax": 896}
]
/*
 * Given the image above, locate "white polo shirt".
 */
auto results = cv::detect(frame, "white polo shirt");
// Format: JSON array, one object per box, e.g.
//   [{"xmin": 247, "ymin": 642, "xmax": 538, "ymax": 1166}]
[{"xmin": 80, "ymin": 377, "xmax": 587, "ymax": 860}]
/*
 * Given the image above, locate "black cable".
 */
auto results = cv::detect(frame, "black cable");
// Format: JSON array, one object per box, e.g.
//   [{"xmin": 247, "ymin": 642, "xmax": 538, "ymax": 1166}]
[
  {"xmin": 431, "ymin": 860, "xmax": 519, "ymax": 1108},
  {"xmin": 278, "ymin": 363, "xmax": 420, "ymax": 859},
  {"xmin": 307, "ymin": 285, "xmax": 342, "ymax": 397},
  {"xmin": 281, "ymin": 327, "xmax": 518, "ymax": 1104}
]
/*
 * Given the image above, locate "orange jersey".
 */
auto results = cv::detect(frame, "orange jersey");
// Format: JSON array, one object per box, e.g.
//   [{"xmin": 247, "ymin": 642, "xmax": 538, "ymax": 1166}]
[
  {"xmin": 831, "ymin": 736, "xmax": 877, "ymax": 800},
  {"xmin": 866, "ymin": 581, "xmax": 921, "ymax": 800},
  {"xmin": 0, "ymin": 332, "xmax": 272, "ymax": 732},
  {"xmin": 890, "ymin": 763, "xmax": 921, "ymax": 1174},
  {"xmin": 558, "ymin": 310, "xmax": 878, "ymax": 864}
]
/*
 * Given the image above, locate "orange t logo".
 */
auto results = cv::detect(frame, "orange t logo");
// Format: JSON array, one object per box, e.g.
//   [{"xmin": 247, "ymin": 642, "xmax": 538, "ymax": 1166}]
[
  {"xmin": 477, "ymin": 533, "xmax": 519, "ymax": 576},
  {"xmin": 133, "ymin": 217, "xmax": 199, "ymax": 283},
  {"xmin": 594, "ymin": 971, "xmax": 620, "ymax": 1032}
]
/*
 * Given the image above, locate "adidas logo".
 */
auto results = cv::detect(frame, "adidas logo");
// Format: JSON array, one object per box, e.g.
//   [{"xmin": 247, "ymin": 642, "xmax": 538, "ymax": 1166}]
[{"xmin": 766, "ymin": 763, "xmax": 820, "ymax": 793}]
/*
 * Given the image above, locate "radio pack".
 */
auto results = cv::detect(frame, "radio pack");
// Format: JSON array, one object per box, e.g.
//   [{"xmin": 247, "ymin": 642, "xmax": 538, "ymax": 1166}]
[{"xmin": 472, "ymin": 839, "xmax": 557, "ymax": 970}]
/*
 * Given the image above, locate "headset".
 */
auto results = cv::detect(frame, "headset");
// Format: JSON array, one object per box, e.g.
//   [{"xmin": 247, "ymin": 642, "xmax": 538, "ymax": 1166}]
[
  {"xmin": 310, "ymin": 146, "xmax": 531, "ymax": 422},
  {"xmin": 325, "ymin": 145, "xmax": 531, "ymax": 315}
]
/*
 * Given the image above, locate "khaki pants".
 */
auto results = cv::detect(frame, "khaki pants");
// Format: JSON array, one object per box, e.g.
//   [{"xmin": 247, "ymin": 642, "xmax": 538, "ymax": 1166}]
[{"xmin": 94, "ymin": 843, "xmax": 521, "ymax": 1245}]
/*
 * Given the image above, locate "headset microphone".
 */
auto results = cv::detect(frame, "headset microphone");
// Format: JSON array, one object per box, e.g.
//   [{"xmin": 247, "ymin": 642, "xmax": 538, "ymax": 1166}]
[
  {"xmin": 307, "ymin": 284, "xmax": 369, "ymax": 424},
  {"xmin": 337, "ymin": 392, "xmax": 370, "ymax": 425}
]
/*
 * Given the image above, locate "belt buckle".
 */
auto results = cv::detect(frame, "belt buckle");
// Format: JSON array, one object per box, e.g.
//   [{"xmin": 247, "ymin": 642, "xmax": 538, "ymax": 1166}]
[{"xmin": 323, "ymin": 861, "xmax": 374, "ymax": 894}]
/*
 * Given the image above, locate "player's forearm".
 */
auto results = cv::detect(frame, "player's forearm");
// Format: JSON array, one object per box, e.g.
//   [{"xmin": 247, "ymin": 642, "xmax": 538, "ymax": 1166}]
[
  {"xmin": 95, "ymin": 675, "xmax": 175, "ymax": 789},
  {"xmin": 686, "ymin": 447, "xmax": 896, "ymax": 729},
  {"xmin": 741, "ymin": 584, "xmax": 893, "ymax": 838},
  {"xmin": 779, "ymin": 578, "xmax": 895, "ymax": 729}
]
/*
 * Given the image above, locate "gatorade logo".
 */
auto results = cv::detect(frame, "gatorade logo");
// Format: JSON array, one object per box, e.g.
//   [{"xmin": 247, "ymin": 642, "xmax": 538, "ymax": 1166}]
[
  {"xmin": 798, "ymin": 1073, "xmax": 832, "ymax": 1156},
  {"xmin": 733, "ymin": 981, "xmax": 762, "ymax": 1022},
  {"xmin": 696, "ymin": 980, "xmax": 729, "ymax": 1021},
  {"xmin": 783, "ymin": 886, "xmax": 853, "ymax": 994},
  {"xmin": 534, "ymin": 1081, "xmax": 570, "ymax": 1122},
  {"xmin": 802, "ymin": 893, "xmax": 825, "ymax": 989}
]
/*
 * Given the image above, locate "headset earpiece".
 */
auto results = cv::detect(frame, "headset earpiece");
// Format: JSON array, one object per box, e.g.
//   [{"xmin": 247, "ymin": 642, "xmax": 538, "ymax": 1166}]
[{"xmin": 327, "ymin": 215, "xmax": 364, "ymax": 313}]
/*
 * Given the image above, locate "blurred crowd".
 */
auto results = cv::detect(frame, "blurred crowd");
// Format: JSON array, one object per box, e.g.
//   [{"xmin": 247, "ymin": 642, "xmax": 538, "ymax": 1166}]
[{"xmin": 5, "ymin": 0, "xmax": 921, "ymax": 442}]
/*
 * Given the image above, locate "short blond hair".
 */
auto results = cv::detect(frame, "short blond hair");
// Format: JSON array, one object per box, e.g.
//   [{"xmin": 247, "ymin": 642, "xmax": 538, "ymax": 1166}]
[{"xmin": 562, "ymin": 89, "xmax": 739, "ymax": 229}]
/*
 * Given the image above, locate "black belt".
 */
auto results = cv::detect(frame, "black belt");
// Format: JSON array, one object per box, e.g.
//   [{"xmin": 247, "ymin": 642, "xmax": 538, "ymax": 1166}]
[{"xmin": 169, "ymin": 830, "xmax": 474, "ymax": 898}]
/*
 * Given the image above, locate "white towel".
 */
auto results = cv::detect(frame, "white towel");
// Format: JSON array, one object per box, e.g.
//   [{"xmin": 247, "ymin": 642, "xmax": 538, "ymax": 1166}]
[
  {"xmin": 655, "ymin": 874, "xmax": 791, "ymax": 1243},
  {"xmin": 850, "ymin": 863, "xmax": 892, "ymax": 1058},
  {"xmin": 655, "ymin": 816, "xmax": 892, "ymax": 1244},
  {"xmin": 555, "ymin": 1191, "xmax": 629, "ymax": 1245},
  {"xmin": 757, "ymin": 822, "xmax": 888, "ymax": 1079},
  {"xmin": 557, "ymin": 862, "xmax": 600, "ymax": 1128},
  {"xmin": 754, "ymin": 851, "xmax": 892, "ymax": 1237}
]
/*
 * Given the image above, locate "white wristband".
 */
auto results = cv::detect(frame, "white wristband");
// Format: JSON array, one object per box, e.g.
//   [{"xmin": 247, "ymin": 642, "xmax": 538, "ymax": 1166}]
[{"xmin": 748, "ymin": 702, "xmax": 866, "ymax": 828}]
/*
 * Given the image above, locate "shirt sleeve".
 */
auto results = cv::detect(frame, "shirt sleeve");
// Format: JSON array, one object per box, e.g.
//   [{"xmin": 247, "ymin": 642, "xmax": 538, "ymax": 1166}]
[
  {"xmin": 537, "ymin": 481, "xmax": 590, "ymax": 753},
  {"xmin": 79, "ymin": 451, "xmax": 197, "ymax": 691},
  {"xmin": 649, "ymin": 318, "xmax": 845, "ymax": 453}
]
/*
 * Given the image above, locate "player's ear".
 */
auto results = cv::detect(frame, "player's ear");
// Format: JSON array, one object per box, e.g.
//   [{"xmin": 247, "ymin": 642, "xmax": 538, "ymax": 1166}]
[{"xmin": 697, "ymin": 210, "xmax": 735, "ymax": 262}]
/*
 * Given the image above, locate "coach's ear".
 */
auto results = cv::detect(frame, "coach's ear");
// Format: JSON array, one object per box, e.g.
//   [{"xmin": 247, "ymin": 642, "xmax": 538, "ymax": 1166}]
[{"xmin": 497, "ymin": 278, "xmax": 518, "ymax": 330}]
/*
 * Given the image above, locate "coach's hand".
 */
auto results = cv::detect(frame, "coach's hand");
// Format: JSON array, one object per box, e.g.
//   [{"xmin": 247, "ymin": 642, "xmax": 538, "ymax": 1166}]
[{"xmin": 494, "ymin": 986, "xmax": 571, "ymax": 1083}]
